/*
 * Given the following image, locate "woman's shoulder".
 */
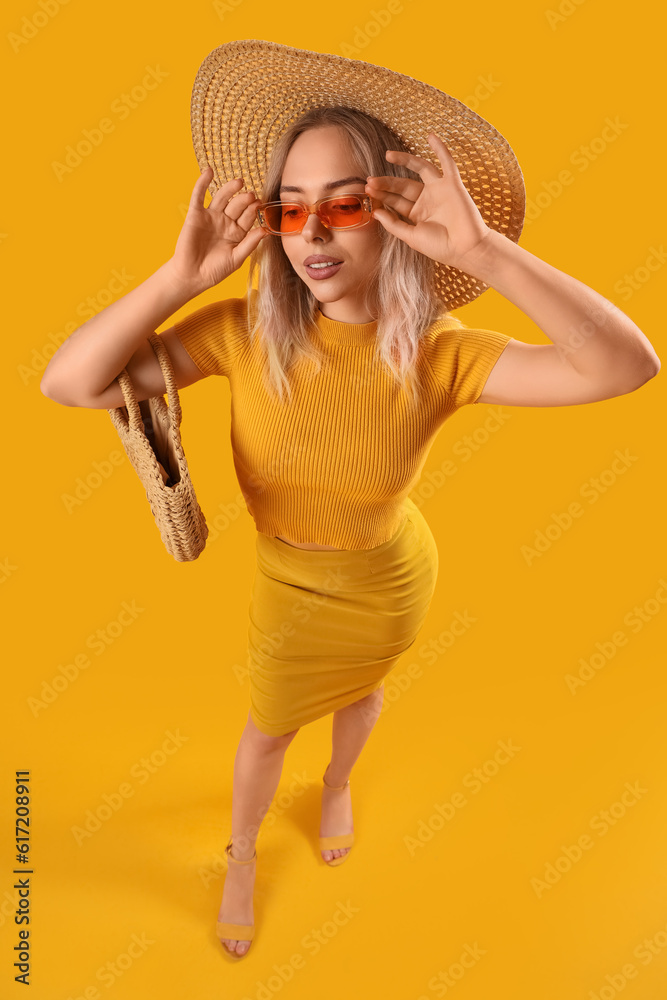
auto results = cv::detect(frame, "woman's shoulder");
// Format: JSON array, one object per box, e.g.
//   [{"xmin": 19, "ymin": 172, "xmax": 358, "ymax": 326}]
[
  {"xmin": 419, "ymin": 309, "xmax": 513, "ymax": 408},
  {"xmin": 171, "ymin": 288, "xmax": 258, "ymax": 378},
  {"xmin": 421, "ymin": 308, "xmax": 511, "ymax": 345},
  {"xmin": 188, "ymin": 287, "xmax": 257, "ymax": 326},
  {"xmin": 420, "ymin": 310, "xmax": 468, "ymax": 344}
]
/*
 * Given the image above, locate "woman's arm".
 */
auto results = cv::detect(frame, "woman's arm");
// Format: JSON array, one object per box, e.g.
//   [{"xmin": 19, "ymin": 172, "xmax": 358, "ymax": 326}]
[
  {"xmin": 367, "ymin": 133, "xmax": 660, "ymax": 407},
  {"xmin": 39, "ymin": 260, "xmax": 201, "ymax": 406},
  {"xmin": 463, "ymin": 228, "xmax": 660, "ymax": 407},
  {"xmin": 40, "ymin": 167, "xmax": 268, "ymax": 408}
]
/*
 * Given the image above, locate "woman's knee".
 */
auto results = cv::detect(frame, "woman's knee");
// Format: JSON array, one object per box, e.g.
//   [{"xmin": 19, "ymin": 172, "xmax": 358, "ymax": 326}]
[
  {"xmin": 360, "ymin": 684, "xmax": 384, "ymax": 704},
  {"xmin": 244, "ymin": 712, "xmax": 299, "ymax": 751},
  {"xmin": 364, "ymin": 684, "xmax": 385, "ymax": 714},
  {"xmin": 336, "ymin": 684, "xmax": 384, "ymax": 724}
]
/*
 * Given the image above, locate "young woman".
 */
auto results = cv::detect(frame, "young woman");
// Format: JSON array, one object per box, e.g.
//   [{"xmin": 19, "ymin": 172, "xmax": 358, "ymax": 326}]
[{"xmin": 40, "ymin": 45, "xmax": 660, "ymax": 960}]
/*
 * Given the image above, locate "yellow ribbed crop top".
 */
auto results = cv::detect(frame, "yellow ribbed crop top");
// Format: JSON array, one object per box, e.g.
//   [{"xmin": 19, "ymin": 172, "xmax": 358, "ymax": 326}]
[{"xmin": 172, "ymin": 290, "xmax": 512, "ymax": 549}]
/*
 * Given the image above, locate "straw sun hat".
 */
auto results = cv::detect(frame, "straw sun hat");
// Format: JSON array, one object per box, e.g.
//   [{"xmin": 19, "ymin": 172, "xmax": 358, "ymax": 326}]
[{"xmin": 189, "ymin": 38, "xmax": 526, "ymax": 311}]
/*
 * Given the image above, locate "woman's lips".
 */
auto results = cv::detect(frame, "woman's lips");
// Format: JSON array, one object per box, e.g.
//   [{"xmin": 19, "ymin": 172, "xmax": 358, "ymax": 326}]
[{"xmin": 305, "ymin": 261, "xmax": 344, "ymax": 280}]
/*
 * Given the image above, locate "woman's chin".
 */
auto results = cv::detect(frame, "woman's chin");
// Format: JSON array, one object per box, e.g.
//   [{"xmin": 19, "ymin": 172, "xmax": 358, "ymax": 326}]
[{"xmin": 308, "ymin": 285, "xmax": 340, "ymax": 304}]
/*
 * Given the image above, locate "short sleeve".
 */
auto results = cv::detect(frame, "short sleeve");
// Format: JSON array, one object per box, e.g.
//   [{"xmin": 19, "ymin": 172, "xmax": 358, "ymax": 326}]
[
  {"xmin": 424, "ymin": 317, "xmax": 512, "ymax": 408},
  {"xmin": 171, "ymin": 295, "xmax": 251, "ymax": 378}
]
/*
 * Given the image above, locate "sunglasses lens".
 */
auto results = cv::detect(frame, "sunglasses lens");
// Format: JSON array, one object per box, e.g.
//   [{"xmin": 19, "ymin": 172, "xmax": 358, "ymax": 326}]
[
  {"xmin": 262, "ymin": 196, "xmax": 366, "ymax": 233},
  {"xmin": 263, "ymin": 204, "xmax": 307, "ymax": 233},
  {"xmin": 319, "ymin": 196, "xmax": 365, "ymax": 228}
]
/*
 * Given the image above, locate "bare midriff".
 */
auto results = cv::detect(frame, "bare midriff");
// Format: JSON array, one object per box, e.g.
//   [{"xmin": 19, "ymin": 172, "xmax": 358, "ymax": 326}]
[{"xmin": 274, "ymin": 534, "xmax": 344, "ymax": 551}]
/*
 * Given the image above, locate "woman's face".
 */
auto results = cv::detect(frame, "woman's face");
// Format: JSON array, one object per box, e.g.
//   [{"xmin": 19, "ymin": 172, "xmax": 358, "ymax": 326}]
[{"xmin": 278, "ymin": 125, "xmax": 383, "ymax": 324}]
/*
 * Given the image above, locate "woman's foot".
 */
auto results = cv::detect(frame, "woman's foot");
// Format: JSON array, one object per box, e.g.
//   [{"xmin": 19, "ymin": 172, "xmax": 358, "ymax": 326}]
[
  {"xmin": 320, "ymin": 763, "xmax": 354, "ymax": 863},
  {"xmin": 217, "ymin": 841, "xmax": 256, "ymax": 956}
]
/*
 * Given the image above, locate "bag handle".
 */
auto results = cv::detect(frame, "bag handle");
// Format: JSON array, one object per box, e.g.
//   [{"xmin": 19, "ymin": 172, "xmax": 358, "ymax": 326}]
[
  {"xmin": 115, "ymin": 334, "xmax": 182, "ymax": 433},
  {"xmin": 147, "ymin": 333, "xmax": 182, "ymax": 425}
]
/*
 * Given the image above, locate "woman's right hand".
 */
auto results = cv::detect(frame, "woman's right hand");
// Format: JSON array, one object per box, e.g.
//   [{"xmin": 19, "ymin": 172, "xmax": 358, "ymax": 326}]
[{"xmin": 169, "ymin": 166, "xmax": 270, "ymax": 294}]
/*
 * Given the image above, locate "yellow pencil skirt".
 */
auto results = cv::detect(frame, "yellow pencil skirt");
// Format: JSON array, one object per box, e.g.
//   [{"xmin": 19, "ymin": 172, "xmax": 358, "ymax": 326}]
[{"xmin": 246, "ymin": 497, "xmax": 439, "ymax": 736}]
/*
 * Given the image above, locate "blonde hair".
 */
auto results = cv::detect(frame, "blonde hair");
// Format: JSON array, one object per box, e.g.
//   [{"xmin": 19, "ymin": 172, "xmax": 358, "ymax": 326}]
[{"xmin": 245, "ymin": 105, "xmax": 448, "ymax": 408}]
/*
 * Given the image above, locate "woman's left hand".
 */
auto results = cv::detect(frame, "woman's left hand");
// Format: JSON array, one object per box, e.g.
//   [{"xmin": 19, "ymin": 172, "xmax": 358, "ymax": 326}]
[{"xmin": 366, "ymin": 133, "xmax": 494, "ymax": 271}]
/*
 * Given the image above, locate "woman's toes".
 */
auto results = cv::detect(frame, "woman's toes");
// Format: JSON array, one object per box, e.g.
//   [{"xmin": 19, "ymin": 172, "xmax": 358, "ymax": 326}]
[
  {"xmin": 321, "ymin": 845, "xmax": 350, "ymax": 862},
  {"xmin": 222, "ymin": 938, "xmax": 249, "ymax": 956}
]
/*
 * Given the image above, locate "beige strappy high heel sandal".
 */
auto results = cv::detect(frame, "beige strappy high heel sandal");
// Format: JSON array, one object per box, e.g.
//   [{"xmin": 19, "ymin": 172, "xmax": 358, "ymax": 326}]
[
  {"xmin": 319, "ymin": 765, "xmax": 355, "ymax": 866},
  {"xmin": 216, "ymin": 837, "xmax": 256, "ymax": 955}
]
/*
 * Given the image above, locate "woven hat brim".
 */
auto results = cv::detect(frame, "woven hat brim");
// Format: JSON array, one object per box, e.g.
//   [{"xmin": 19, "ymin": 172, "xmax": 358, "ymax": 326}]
[{"xmin": 190, "ymin": 39, "xmax": 526, "ymax": 311}]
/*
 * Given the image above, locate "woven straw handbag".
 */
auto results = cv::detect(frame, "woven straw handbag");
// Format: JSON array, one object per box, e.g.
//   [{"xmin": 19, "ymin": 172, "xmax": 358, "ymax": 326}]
[{"xmin": 106, "ymin": 333, "xmax": 209, "ymax": 561}]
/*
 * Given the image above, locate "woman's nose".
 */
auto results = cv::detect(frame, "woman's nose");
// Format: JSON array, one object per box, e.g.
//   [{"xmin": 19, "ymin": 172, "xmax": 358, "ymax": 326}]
[{"xmin": 300, "ymin": 211, "xmax": 330, "ymax": 240}]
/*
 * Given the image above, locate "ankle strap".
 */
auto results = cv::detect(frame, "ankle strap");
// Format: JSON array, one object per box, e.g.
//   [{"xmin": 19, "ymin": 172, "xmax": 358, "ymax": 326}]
[
  {"xmin": 225, "ymin": 837, "xmax": 257, "ymax": 864},
  {"xmin": 323, "ymin": 767, "xmax": 350, "ymax": 790}
]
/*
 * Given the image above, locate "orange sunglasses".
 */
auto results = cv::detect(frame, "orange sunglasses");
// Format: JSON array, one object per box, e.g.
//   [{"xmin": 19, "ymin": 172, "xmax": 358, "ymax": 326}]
[{"xmin": 256, "ymin": 193, "xmax": 378, "ymax": 235}]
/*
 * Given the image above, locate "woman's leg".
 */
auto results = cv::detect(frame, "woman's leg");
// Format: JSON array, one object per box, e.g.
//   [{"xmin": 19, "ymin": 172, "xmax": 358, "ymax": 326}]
[
  {"xmin": 218, "ymin": 712, "xmax": 299, "ymax": 955},
  {"xmin": 320, "ymin": 684, "xmax": 385, "ymax": 862}
]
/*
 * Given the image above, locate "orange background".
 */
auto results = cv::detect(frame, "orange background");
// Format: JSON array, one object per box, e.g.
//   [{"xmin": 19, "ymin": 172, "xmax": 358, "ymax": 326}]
[{"xmin": 2, "ymin": 1, "xmax": 666, "ymax": 997}]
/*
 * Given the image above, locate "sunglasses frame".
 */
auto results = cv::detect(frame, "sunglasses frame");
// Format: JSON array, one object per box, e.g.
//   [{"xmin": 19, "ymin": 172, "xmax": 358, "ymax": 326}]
[{"xmin": 256, "ymin": 192, "xmax": 377, "ymax": 235}]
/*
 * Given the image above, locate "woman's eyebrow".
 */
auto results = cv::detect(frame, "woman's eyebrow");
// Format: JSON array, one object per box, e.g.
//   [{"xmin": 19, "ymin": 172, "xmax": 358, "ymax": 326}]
[{"xmin": 279, "ymin": 175, "xmax": 367, "ymax": 194}]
